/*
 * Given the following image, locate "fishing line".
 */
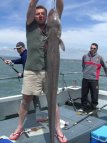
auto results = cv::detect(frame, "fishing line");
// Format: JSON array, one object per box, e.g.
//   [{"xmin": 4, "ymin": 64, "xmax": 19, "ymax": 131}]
[
  {"xmin": 50, "ymin": 0, "xmax": 54, "ymax": 9},
  {"xmin": 50, "ymin": 0, "xmax": 56, "ymax": 10},
  {"xmin": 54, "ymin": 0, "xmax": 56, "ymax": 10}
]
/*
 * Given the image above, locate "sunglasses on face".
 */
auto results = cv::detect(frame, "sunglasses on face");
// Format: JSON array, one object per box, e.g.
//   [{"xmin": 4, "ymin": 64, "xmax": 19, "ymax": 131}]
[{"xmin": 90, "ymin": 47, "xmax": 97, "ymax": 50}]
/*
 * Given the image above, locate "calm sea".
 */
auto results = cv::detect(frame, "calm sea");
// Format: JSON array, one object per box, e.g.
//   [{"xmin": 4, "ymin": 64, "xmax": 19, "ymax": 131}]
[{"xmin": 0, "ymin": 58, "xmax": 107, "ymax": 97}]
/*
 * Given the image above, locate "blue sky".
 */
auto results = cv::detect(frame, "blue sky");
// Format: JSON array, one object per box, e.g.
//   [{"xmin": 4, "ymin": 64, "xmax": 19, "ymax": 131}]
[{"xmin": 0, "ymin": 0, "xmax": 107, "ymax": 60}]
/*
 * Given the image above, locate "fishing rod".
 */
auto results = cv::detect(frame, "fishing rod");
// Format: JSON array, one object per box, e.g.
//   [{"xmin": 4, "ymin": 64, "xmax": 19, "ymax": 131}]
[
  {"xmin": 60, "ymin": 72, "xmax": 77, "ymax": 111},
  {"xmin": 0, "ymin": 76, "xmax": 22, "ymax": 80},
  {"xmin": 0, "ymin": 57, "xmax": 21, "ymax": 82},
  {"xmin": 64, "ymin": 104, "xmax": 107, "ymax": 130},
  {"xmin": 0, "ymin": 57, "xmax": 19, "ymax": 74}
]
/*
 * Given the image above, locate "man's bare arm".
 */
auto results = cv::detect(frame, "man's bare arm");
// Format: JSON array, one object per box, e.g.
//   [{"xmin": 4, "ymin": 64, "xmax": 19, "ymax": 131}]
[
  {"xmin": 56, "ymin": 0, "xmax": 64, "ymax": 18},
  {"xmin": 27, "ymin": 0, "xmax": 39, "ymax": 25}
]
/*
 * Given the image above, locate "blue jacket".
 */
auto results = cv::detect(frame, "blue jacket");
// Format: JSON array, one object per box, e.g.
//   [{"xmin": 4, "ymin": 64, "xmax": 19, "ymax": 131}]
[{"xmin": 12, "ymin": 49, "xmax": 27, "ymax": 71}]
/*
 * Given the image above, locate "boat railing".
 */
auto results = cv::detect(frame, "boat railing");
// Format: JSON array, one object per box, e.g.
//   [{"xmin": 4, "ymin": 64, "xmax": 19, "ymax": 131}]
[
  {"xmin": 59, "ymin": 71, "xmax": 107, "ymax": 110},
  {"xmin": 59, "ymin": 71, "xmax": 107, "ymax": 90}
]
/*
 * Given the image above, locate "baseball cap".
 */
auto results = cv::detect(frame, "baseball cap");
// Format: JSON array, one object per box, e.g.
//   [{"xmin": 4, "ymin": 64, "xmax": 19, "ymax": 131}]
[{"xmin": 14, "ymin": 42, "xmax": 25, "ymax": 49}]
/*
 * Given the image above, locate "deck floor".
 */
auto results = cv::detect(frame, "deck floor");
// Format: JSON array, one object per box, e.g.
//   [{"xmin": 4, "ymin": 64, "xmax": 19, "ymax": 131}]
[{"xmin": 0, "ymin": 105, "xmax": 107, "ymax": 143}]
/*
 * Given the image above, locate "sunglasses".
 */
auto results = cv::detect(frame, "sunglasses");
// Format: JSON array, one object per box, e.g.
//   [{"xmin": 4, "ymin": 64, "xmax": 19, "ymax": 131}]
[{"xmin": 90, "ymin": 47, "xmax": 97, "ymax": 50}]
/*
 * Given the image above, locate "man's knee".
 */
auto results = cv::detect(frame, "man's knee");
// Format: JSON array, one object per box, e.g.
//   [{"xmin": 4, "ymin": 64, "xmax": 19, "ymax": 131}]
[
  {"xmin": 21, "ymin": 99, "xmax": 28, "ymax": 107},
  {"xmin": 21, "ymin": 95, "xmax": 33, "ymax": 107}
]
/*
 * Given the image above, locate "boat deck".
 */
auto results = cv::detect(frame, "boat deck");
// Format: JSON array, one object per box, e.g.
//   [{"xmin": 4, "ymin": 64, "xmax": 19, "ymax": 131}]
[{"xmin": 0, "ymin": 105, "xmax": 107, "ymax": 143}]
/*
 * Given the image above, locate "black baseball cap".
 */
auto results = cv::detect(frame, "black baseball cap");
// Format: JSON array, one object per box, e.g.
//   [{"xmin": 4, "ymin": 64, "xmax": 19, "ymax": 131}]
[{"xmin": 14, "ymin": 42, "xmax": 25, "ymax": 49}]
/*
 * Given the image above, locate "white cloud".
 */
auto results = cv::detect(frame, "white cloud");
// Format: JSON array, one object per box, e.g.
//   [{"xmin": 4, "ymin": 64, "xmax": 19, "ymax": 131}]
[
  {"xmin": 61, "ymin": 22, "xmax": 107, "ymax": 59},
  {"xmin": 0, "ymin": 1, "xmax": 107, "ymax": 60},
  {"xmin": 0, "ymin": 28, "xmax": 26, "ymax": 45},
  {"xmin": 0, "ymin": 28, "xmax": 26, "ymax": 57},
  {"xmin": 89, "ymin": 12, "xmax": 107, "ymax": 22},
  {"xmin": 0, "ymin": 21, "xmax": 107, "ymax": 59}
]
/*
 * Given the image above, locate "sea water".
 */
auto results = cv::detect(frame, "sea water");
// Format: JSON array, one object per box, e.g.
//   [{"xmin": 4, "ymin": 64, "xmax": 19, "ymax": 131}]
[{"xmin": 0, "ymin": 58, "xmax": 107, "ymax": 97}]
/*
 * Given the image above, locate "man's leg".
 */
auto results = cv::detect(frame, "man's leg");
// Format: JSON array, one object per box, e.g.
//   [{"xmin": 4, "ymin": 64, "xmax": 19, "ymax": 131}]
[
  {"xmin": 17, "ymin": 95, "xmax": 33, "ymax": 131},
  {"xmin": 9, "ymin": 94, "xmax": 33, "ymax": 140},
  {"xmin": 81, "ymin": 78, "xmax": 89, "ymax": 111},
  {"xmin": 55, "ymin": 104, "xmax": 68, "ymax": 142},
  {"xmin": 90, "ymin": 80, "xmax": 99, "ymax": 109}
]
